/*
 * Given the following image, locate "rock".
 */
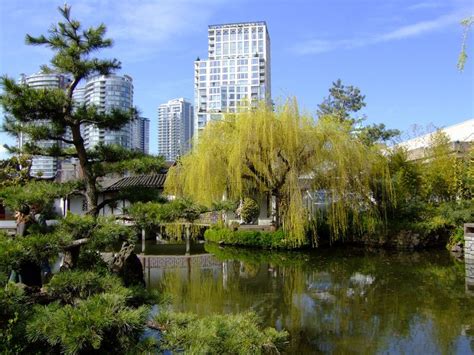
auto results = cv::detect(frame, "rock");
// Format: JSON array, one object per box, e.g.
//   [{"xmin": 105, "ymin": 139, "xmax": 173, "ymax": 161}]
[
  {"xmin": 450, "ymin": 243, "xmax": 463, "ymax": 253},
  {"xmin": 109, "ymin": 242, "xmax": 145, "ymax": 287}
]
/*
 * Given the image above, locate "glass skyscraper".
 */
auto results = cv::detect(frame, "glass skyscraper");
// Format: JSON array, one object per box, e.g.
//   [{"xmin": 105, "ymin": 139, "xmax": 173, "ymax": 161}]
[{"xmin": 194, "ymin": 21, "xmax": 271, "ymax": 138}]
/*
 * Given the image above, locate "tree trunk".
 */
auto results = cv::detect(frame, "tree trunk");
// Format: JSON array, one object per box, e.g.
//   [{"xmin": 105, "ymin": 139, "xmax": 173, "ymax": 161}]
[{"xmin": 70, "ymin": 124, "xmax": 99, "ymax": 216}]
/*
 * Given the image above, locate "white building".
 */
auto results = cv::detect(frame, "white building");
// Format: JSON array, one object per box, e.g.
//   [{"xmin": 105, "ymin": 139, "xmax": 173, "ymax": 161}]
[
  {"xmin": 157, "ymin": 98, "xmax": 194, "ymax": 161},
  {"xmin": 73, "ymin": 74, "xmax": 134, "ymax": 149},
  {"xmin": 18, "ymin": 72, "xmax": 71, "ymax": 179},
  {"xmin": 395, "ymin": 119, "xmax": 474, "ymax": 160},
  {"xmin": 194, "ymin": 21, "xmax": 271, "ymax": 138}
]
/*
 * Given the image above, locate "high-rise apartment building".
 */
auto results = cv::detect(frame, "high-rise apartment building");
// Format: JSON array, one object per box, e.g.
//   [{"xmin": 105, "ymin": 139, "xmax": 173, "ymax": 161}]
[
  {"xmin": 194, "ymin": 21, "xmax": 271, "ymax": 137},
  {"xmin": 73, "ymin": 74, "xmax": 134, "ymax": 149},
  {"xmin": 157, "ymin": 98, "xmax": 194, "ymax": 161},
  {"xmin": 130, "ymin": 116, "xmax": 150, "ymax": 154},
  {"xmin": 18, "ymin": 72, "xmax": 71, "ymax": 178}
]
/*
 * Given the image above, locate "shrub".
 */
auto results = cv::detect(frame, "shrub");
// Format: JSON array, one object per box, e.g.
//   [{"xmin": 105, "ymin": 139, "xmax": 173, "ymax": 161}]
[
  {"xmin": 45, "ymin": 271, "xmax": 126, "ymax": 304},
  {"xmin": 26, "ymin": 293, "xmax": 148, "ymax": 355},
  {"xmin": 204, "ymin": 226, "xmax": 299, "ymax": 249},
  {"xmin": 0, "ymin": 284, "xmax": 30, "ymax": 354},
  {"xmin": 240, "ymin": 197, "xmax": 260, "ymax": 224},
  {"xmin": 154, "ymin": 310, "xmax": 288, "ymax": 354}
]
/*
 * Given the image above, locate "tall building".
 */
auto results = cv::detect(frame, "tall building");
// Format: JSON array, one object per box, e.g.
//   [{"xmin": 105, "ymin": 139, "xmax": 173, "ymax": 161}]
[
  {"xmin": 157, "ymin": 98, "xmax": 194, "ymax": 161},
  {"xmin": 194, "ymin": 21, "xmax": 271, "ymax": 138},
  {"xmin": 18, "ymin": 72, "xmax": 71, "ymax": 179},
  {"xmin": 73, "ymin": 74, "xmax": 134, "ymax": 149},
  {"xmin": 130, "ymin": 116, "xmax": 150, "ymax": 154}
]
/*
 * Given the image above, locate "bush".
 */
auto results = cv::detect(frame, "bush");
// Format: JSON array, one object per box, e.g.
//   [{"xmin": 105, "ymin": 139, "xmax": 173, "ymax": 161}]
[
  {"xmin": 26, "ymin": 293, "xmax": 148, "ymax": 354},
  {"xmin": 240, "ymin": 197, "xmax": 259, "ymax": 224},
  {"xmin": 204, "ymin": 226, "xmax": 299, "ymax": 249},
  {"xmin": 45, "ymin": 271, "xmax": 126, "ymax": 304},
  {"xmin": 0, "ymin": 284, "xmax": 31, "ymax": 354},
  {"xmin": 154, "ymin": 310, "xmax": 288, "ymax": 354}
]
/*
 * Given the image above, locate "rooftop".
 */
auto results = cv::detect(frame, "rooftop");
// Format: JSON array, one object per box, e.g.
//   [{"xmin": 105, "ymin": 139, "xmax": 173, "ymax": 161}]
[
  {"xmin": 395, "ymin": 118, "xmax": 474, "ymax": 151},
  {"xmin": 208, "ymin": 21, "xmax": 267, "ymax": 29},
  {"xmin": 103, "ymin": 174, "xmax": 167, "ymax": 192}
]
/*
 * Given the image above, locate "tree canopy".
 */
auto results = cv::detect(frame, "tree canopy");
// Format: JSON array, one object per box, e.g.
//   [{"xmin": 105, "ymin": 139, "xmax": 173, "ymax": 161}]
[
  {"xmin": 317, "ymin": 79, "xmax": 400, "ymax": 146},
  {"xmin": 166, "ymin": 100, "xmax": 392, "ymax": 247},
  {"xmin": 0, "ymin": 5, "xmax": 163, "ymax": 216}
]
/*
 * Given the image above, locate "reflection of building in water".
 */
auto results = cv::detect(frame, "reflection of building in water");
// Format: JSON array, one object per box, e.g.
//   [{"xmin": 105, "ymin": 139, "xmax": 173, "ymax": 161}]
[{"xmin": 139, "ymin": 254, "xmax": 222, "ymax": 288}]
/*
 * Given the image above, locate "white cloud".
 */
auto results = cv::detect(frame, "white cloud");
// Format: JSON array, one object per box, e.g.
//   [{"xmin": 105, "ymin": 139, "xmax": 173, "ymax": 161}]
[
  {"xmin": 407, "ymin": 2, "xmax": 443, "ymax": 11},
  {"xmin": 66, "ymin": 0, "xmax": 237, "ymax": 62},
  {"xmin": 292, "ymin": 12, "xmax": 464, "ymax": 55}
]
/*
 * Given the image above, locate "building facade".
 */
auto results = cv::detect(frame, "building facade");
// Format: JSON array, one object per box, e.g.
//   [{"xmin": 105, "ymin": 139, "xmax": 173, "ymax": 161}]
[
  {"xmin": 194, "ymin": 21, "xmax": 271, "ymax": 138},
  {"xmin": 73, "ymin": 74, "xmax": 134, "ymax": 150},
  {"xmin": 157, "ymin": 98, "xmax": 194, "ymax": 161},
  {"xmin": 130, "ymin": 116, "xmax": 150, "ymax": 154},
  {"xmin": 18, "ymin": 72, "xmax": 71, "ymax": 179}
]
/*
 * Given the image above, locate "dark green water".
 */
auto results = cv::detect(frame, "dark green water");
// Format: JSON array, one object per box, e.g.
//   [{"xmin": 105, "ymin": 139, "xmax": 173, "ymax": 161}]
[{"xmin": 140, "ymin": 242, "xmax": 474, "ymax": 354}]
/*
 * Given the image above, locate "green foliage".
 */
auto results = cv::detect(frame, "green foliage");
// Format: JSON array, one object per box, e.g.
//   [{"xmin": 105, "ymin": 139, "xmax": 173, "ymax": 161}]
[
  {"xmin": 166, "ymin": 101, "xmax": 391, "ymax": 246},
  {"xmin": 358, "ymin": 123, "xmax": 400, "ymax": 146},
  {"xmin": 0, "ymin": 5, "xmax": 164, "ymax": 216},
  {"xmin": 205, "ymin": 226, "xmax": 297, "ymax": 249},
  {"xmin": 317, "ymin": 78, "xmax": 366, "ymax": 124},
  {"xmin": 57, "ymin": 214, "xmax": 133, "ymax": 249},
  {"xmin": 45, "ymin": 271, "xmax": 125, "ymax": 304},
  {"xmin": 0, "ymin": 231, "xmax": 70, "ymax": 273},
  {"xmin": 0, "ymin": 284, "xmax": 30, "ymax": 354},
  {"xmin": 128, "ymin": 199, "xmax": 208, "ymax": 228},
  {"xmin": 240, "ymin": 197, "xmax": 260, "ymax": 223},
  {"xmin": 0, "ymin": 180, "xmax": 77, "ymax": 215},
  {"xmin": 458, "ymin": 16, "xmax": 473, "ymax": 71},
  {"xmin": 27, "ymin": 293, "xmax": 148, "ymax": 355},
  {"xmin": 0, "ymin": 155, "xmax": 32, "ymax": 187},
  {"xmin": 155, "ymin": 310, "xmax": 288, "ymax": 354}
]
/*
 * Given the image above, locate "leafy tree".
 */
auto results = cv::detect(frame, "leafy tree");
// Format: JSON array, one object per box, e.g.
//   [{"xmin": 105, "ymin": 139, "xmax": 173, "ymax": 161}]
[
  {"xmin": 317, "ymin": 79, "xmax": 400, "ymax": 145},
  {"xmin": 0, "ymin": 5, "xmax": 163, "ymax": 216},
  {"xmin": 240, "ymin": 197, "xmax": 260, "ymax": 224},
  {"xmin": 166, "ymin": 101, "xmax": 392, "ymax": 246},
  {"xmin": 359, "ymin": 123, "xmax": 401, "ymax": 146},
  {"xmin": 0, "ymin": 155, "xmax": 32, "ymax": 187},
  {"xmin": 423, "ymin": 131, "xmax": 469, "ymax": 202},
  {"xmin": 317, "ymin": 79, "xmax": 366, "ymax": 125},
  {"xmin": 458, "ymin": 16, "xmax": 473, "ymax": 71}
]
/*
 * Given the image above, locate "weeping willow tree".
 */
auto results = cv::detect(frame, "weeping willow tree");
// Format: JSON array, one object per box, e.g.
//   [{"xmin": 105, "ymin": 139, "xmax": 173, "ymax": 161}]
[{"xmin": 166, "ymin": 100, "xmax": 392, "ymax": 247}]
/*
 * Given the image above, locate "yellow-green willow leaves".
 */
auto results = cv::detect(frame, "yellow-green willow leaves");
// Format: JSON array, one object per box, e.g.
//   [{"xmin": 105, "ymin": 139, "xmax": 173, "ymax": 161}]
[{"xmin": 165, "ymin": 100, "xmax": 392, "ymax": 247}]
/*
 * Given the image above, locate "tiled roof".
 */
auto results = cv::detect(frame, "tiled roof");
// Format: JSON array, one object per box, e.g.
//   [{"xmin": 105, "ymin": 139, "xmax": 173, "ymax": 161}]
[{"xmin": 104, "ymin": 174, "xmax": 167, "ymax": 192}]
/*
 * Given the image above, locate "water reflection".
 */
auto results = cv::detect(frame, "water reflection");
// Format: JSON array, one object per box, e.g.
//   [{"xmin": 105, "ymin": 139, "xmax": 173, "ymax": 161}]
[{"xmin": 140, "ymin": 242, "xmax": 474, "ymax": 354}]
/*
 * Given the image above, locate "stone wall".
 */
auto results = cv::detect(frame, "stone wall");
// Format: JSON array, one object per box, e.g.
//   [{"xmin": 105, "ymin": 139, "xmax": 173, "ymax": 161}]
[
  {"xmin": 465, "ymin": 224, "xmax": 474, "ymax": 294},
  {"xmin": 464, "ymin": 223, "xmax": 474, "ymax": 260}
]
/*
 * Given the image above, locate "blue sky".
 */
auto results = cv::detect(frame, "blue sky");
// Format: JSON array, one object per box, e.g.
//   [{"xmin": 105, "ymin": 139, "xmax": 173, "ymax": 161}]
[{"xmin": 0, "ymin": 0, "xmax": 473, "ymax": 157}]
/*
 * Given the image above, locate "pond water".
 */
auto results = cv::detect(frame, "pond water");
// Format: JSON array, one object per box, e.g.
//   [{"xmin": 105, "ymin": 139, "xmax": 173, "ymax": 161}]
[{"xmin": 139, "ymin": 241, "xmax": 474, "ymax": 354}]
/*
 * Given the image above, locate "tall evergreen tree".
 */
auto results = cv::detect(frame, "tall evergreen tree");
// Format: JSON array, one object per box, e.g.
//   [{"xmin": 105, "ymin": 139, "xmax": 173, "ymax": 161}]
[
  {"xmin": 0, "ymin": 5, "xmax": 163, "ymax": 216},
  {"xmin": 318, "ymin": 79, "xmax": 400, "ymax": 145}
]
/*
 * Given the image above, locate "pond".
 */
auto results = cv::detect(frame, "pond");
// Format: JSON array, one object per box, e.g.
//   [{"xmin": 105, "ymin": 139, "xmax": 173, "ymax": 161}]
[{"xmin": 138, "ymin": 241, "xmax": 474, "ymax": 354}]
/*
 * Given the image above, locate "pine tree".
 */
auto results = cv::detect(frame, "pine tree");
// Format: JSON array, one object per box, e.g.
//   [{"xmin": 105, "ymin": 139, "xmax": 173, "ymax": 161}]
[{"xmin": 0, "ymin": 5, "xmax": 163, "ymax": 216}]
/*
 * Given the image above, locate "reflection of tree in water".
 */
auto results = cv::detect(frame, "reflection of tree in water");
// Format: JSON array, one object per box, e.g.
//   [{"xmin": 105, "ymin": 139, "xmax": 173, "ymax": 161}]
[{"xmin": 157, "ymin": 245, "xmax": 474, "ymax": 353}]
